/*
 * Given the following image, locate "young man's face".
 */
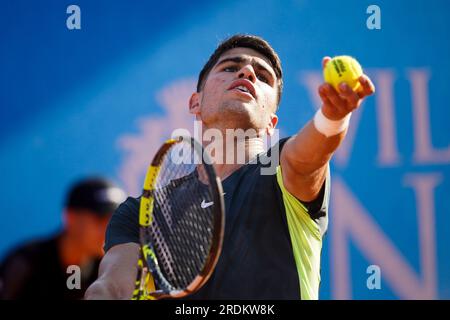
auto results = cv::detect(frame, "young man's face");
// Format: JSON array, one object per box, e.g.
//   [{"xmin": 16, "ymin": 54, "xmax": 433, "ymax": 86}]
[{"xmin": 190, "ymin": 47, "xmax": 279, "ymax": 135}]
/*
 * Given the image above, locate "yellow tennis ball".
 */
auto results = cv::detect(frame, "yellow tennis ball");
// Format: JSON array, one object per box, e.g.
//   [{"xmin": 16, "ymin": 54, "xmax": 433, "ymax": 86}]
[{"xmin": 323, "ymin": 55, "xmax": 363, "ymax": 93}]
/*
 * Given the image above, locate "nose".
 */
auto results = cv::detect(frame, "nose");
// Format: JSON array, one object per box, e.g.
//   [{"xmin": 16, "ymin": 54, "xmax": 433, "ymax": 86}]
[{"xmin": 238, "ymin": 64, "xmax": 256, "ymax": 83}]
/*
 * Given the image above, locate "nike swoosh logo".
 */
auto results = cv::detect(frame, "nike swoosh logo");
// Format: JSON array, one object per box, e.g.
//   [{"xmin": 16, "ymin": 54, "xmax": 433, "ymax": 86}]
[
  {"xmin": 201, "ymin": 200, "xmax": 214, "ymax": 209},
  {"xmin": 200, "ymin": 193, "xmax": 226, "ymax": 209}
]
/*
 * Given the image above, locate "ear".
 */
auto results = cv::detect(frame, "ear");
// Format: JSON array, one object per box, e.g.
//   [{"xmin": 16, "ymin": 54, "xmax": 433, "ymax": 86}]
[
  {"xmin": 266, "ymin": 113, "xmax": 278, "ymax": 136},
  {"xmin": 189, "ymin": 92, "xmax": 201, "ymax": 116}
]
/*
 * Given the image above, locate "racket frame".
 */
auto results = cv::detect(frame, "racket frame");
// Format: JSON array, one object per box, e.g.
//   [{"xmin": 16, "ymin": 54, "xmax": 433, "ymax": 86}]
[{"xmin": 132, "ymin": 136, "xmax": 225, "ymax": 300}]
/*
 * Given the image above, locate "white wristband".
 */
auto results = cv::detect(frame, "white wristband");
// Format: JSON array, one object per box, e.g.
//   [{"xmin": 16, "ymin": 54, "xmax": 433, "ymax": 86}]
[{"xmin": 313, "ymin": 108, "xmax": 351, "ymax": 137}]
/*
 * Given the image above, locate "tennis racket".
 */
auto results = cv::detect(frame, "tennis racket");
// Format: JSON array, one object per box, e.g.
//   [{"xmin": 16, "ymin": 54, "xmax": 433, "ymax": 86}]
[{"xmin": 132, "ymin": 136, "xmax": 225, "ymax": 300}]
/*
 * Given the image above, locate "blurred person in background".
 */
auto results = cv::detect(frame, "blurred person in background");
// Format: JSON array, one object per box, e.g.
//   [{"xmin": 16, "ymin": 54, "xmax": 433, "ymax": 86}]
[{"xmin": 0, "ymin": 178, "xmax": 126, "ymax": 300}]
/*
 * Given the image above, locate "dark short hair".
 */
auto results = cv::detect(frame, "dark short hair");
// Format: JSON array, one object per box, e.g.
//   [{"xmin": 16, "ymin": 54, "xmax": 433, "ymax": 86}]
[
  {"xmin": 197, "ymin": 34, "xmax": 283, "ymax": 107},
  {"xmin": 65, "ymin": 178, "xmax": 126, "ymax": 216}
]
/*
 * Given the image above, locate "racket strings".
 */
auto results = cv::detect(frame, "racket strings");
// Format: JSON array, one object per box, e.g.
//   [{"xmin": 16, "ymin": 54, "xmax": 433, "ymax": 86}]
[
  {"xmin": 143, "ymin": 142, "xmax": 215, "ymax": 290},
  {"xmin": 155, "ymin": 155, "xmax": 213, "ymax": 288}
]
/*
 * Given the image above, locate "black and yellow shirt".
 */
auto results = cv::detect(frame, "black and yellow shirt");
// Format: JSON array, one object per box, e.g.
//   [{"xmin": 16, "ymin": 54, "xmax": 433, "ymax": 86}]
[{"xmin": 104, "ymin": 138, "xmax": 330, "ymax": 299}]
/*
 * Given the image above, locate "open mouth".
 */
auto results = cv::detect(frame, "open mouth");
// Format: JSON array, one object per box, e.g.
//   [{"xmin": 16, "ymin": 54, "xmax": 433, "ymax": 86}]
[
  {"xmin": 228, "ymin": 80, "xmax": 256, "ymax": 99},
  {"xmin": 234, "ymin": 85, "xmax": 251, "ymax": 94}
]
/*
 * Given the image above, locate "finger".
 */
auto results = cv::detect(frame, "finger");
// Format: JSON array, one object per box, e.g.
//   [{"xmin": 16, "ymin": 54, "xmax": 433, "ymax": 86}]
[
  {"xmin": 319, "ymin": 93, "xmax": 333, "ymax": 108},
  {"xmin": 338, "ymin": 83, "xmax": 360, "ymax": 109},
  {"xmin": 318, "ymin": 85, "xmax": 333, "ymax": 107},
  {"xmin": 318, "ymin": 84, "xmax": 331, "ymax": 104},
  {"xmin": 322, "ymin": 83, "xmax": 347, "ymax": 109},
  {"xmin": 357, "ymin": 75, "xmax": 376, "ymax": 98},
  {"xmin": 322, "ymin": 56, "xmax": 332, "ymax": 69}
]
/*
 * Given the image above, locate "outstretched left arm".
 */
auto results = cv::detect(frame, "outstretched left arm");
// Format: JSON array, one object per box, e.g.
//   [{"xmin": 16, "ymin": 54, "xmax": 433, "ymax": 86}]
[{"xmin": 280, "ymin": 57, "xmax": 375, "ymax": 202}]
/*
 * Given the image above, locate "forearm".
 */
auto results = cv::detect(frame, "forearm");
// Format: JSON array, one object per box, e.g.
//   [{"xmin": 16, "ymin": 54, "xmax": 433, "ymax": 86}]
[
  {"xmin": 84, "ymin": 278, "xmax": 128, "ymax": 300},
  {"xmin": 84, "ymin": 280, "xmax": 116, "ymax": 300},
  {"xmin": 284, "ymin": 118, "xmax": 346, "ymax": 176},
  {"xmin": 84, "ymin": 243, "xmax": 140, "ymax": 300}
]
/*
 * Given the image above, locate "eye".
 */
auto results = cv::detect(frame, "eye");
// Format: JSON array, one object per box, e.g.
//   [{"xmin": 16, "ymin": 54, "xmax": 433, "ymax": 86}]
[
  {"xmin": 223, "ymin": 66, "xmax": 238, "ymax": 72},
  {"xmin": 257, "ymin": 74, "xmax": 269, "ymax": 84}
]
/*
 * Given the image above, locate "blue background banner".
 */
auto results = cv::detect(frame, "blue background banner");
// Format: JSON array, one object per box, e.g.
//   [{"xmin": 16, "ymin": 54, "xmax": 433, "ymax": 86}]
[{"xmin": 1, "ymin": 0, "xmax": 449, "ymax": 299}]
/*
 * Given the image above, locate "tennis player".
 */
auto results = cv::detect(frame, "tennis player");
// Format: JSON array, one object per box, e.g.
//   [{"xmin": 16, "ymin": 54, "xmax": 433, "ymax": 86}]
[{"xmin": 85, "ymin": 34, "xmax": 375, "ymax": 300}]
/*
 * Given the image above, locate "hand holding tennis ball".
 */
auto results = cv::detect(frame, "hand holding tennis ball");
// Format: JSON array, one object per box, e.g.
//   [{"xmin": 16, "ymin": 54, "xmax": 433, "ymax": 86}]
[
  {"xmin": 323, "ymin": 55, "xmax": 363, "ymax": 93},
  {"xmin": 318, "ymin": 55, "xmax": 375, "ymax": 121}
]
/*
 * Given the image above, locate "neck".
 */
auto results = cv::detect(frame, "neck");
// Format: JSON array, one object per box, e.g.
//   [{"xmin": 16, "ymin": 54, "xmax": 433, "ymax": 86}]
[
  {"xmin": 58, "ymin": 231, "xmax": 89, "ymax": 267},
  {"xmin": 201, "ymin": 128, "xmax": 266, "ymax": 180}
]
